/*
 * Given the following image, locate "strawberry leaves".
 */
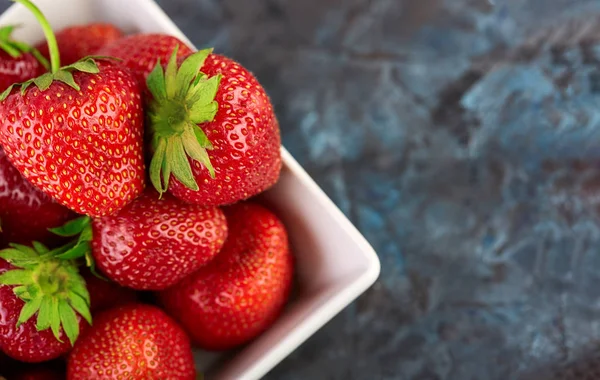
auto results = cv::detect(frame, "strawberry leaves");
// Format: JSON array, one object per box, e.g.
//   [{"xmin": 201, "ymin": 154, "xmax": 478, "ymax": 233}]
[
  {"xmin": 0, "ymin": 25, "xmax": 49, "ymax": 69},
  {"xmin": 0, "ymin": 56, "xmax": 102, "ymax": 100},
  {"xmin": 147, "ymin": 46, "xmax": 222, "ymax": 196},
  {"xmin": 0, "ymin": 241, "xmax": 92, "ymax": 345}
]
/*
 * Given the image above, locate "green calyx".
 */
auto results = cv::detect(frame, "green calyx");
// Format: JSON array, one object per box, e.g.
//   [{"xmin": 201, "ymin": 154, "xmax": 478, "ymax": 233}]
[
  {"xmin": 0, "ymin": 0, "xmax": 112, "ymax": 101},
  {"xmin": 0, "ymin": 25, "xmax": 49, "ymax": 69},
  {"xmin": 147, "ymin": 45, "xmax": 222, "ymax": 196},
  {"xmin": 0, "ymin": 57, "xmax": 101, "ymax": 101},
  {"xmin": 0, "ymin": 240, "xmax": 92, "ymax": 346}
]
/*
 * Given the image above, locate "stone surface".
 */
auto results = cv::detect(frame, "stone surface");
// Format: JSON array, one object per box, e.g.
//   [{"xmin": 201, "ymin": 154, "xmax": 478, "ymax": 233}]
[{"xmin": 10, "ymin": 0, "xmax": 600, "ymax": 378}]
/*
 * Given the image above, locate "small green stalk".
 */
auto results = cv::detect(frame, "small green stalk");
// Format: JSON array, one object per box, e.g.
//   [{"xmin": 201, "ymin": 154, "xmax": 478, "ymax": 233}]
[
  {"xmin": 13, "ymin": 0, "xmax": 59, "ymax": 72},
  {"xmin": 146, "ymin": 46, "xmax": 222, "ymax": 196}
]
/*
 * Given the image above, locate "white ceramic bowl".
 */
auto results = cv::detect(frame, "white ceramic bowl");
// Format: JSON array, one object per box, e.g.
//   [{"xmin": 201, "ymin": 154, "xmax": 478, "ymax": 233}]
[{"xmin": 0, "ymin": 0, "xmax": 381, "ymax": 378}]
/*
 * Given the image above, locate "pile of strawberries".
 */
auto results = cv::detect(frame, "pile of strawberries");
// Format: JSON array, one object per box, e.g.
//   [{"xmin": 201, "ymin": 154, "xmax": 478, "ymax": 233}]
[{"xmin": 0, "ymin": 0, "xmax": 294, "ymax": 378}]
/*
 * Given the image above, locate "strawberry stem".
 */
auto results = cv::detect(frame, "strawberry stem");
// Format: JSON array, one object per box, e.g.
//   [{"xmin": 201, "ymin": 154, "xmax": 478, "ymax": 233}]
[{"xmin": 13, "ymin": 0, "xmax": 59, "ymax": 73}]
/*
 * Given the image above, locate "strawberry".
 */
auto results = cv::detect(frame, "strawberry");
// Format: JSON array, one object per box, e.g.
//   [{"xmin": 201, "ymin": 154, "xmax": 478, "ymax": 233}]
[
  {"xmin": 0, "ymin": 244, "xmax": 91, "ymax": 363},
  {"xmin": 51, "ymin": 188, "xmax": 228, "ymax": 290},
  {"xmin": 142, "ymin": 47, "xmax": 282, "ymax": 206},
  {"xmin": 35, "ymin": 23, "xmax": 123, "ymax": 66},
  {"xmin": 82, "ymin": 269, "xmax": 137, "ymax": 312},
  {"xmin": 158, "ymin": 202, "xmax": 294, "ymax": 350},
  {"xmin": 0, "ymin": 148, "xmax": 76, "ymax": 247},
  {"xmin": 0, "ymin": 25, "xmax": 48, "ymax": 92},
  {"xmin": 0, "ymin": 0, "xmax": 145, "ymax": 217},
  {"xmin": 67, "ymin": 304, "xmax": 196, "ymax": 379},
  {"xmin": 96, "ymin": 33, "xmax": 193, "ymax": 91}
]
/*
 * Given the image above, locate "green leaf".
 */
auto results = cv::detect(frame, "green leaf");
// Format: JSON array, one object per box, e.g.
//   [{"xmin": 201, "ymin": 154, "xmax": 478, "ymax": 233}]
[
  {"xmin": 32, "ymin": 241, "xmax": 49, "ymax": 255},
  {"xmin": 0, "ymin": 247, "xmax": 39, "ymax": 264},
  {"xmin": 0, "ymin": 83, "xmax": 14, "ymax": 101},
  {"xmin": 0, "ymin": 25, "xmax": 15, "ymax": 41},
  {"xmin": 147, "ymin": 60, "xmax": 166, "ymax": 101},
  {"xmin": 186, "ymin": 73, "xmax": 221, "ymax": 107},
  {"xmin": 36, "ymin": 296, "xmax": 52, "ymax": 330},
  {"xmin": 164, "ymin": 45, "xmax": 179, "ymax": 99},
  {"xmin": 189, "ymin": 101, "xmax": 218, "ymax": 125},
  {"xmin": 58, "ymin": 299, "xmax": 79, "ymax": 346},
  {"xmin": 8, "ymin": 243, "xmax": 37, "ymax": 257},
  {"xmin": 84, "ymin": 250, "xmax": 105, "ymax": 280},
  {"xmin": 33, "ymin": 73, "xmax": 53, "ymax": 91},
  {"xmin": 53, "ymin": 70, "xmax": 79, "ymax": 91},
  {"xmin": 162, "ymin": 149, "xmax": 172, "ymax": 193},
  {"xmin": 16, "ymin": 296, "xmax": 42, "ymax": 327},
  {"xmin": 55, "ymin": 241, "xmax": 90, "ymax": 260},
  {"xmin": 67, "ymin": 58, "xmax": 99, "ymax": 74},
  {"xmin": 182, "ymin": 128, "xmax": 215, "ymax": 178},
  {"xmin": 150, "ymin": 138, "xmax": 167, "ymax": 194},
  {"xmin": 175, "ymin": 48, "xmax": 212, "ymax": 98},
  {"xmin": 0, "ymin": 269, "xmax": 33, "ymax": 285},
  {"xmin": 13, "ymin": 285, "xmax": 32, "ymax": 300},
  {"xmin": 49, "ymin": 216, "xmax": 91, "ymax": 237},
  {"xmin": 50, "ymin": 298, "xmax": 62, "ymax": 343},
  {"xmin": 80, "ymin": 224, "xmax": 93, "ymax": 242},
  {"xmin": 0, "ymin": 41, "xmax": 20, "ymax": 58},
  {"xmin": 69, "ymin": 276, "xmax": 90, "ymax": 306},
  {"xmin": 193, "ymin": 124, "xmax": 213, "ymax": 149},
  {"xmin": 169, "ymin": 138, "xmax": 198, "ymax": 191},
  {"xmin": 68, "ymin": 292, "xmax": 92, "ymax": 325}
]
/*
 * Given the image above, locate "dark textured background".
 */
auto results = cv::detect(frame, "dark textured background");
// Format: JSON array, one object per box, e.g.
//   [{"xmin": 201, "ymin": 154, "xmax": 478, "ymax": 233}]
[
  {"xmin": 149, "ymin": 0, "xmax": 600, "ymax": 379},
  {"xmin": 15, "ymin": 0, "xmax": 600, "ymax": 378}
]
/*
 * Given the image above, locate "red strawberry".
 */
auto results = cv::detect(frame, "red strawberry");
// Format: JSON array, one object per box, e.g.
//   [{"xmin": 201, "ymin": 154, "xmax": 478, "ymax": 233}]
[
  {"xmin": 67, "ymin": 304, "xmax": 196, "ymax": 379},
  {"xmin": 82, "ymin": 270, "xmax": 137, "ymax": 312},
  {"xmin": 158, "ymin": 202, "xmax": 294, "ymax": 350},
  {"xmin": 0, "ymin": 0, "xmax": 145, "ymax": 217},
  {"xmin": 35, "ymin": 23, "xmax": 123, "ymax": 66},
  {"xmin": 96, "ymin": 33, "xmax": 193, "ymax": 90},
  {"xmin": 52, "ymin": 188, "xmax": 228, "ymax": 290},
  {"xmin": 0, "ymin": 25, "xmax": 47, "ymax": 92},
  {"xmin": 0, "ymin": 148, "xmax": 76, "ymax": 247},
  {"xmin": 143, "ymin": 48, "xmax": 282, "ymax": 206},
  {"xmin": 0, "ymin": 244, "xmax": 91, "ymax": 363}
]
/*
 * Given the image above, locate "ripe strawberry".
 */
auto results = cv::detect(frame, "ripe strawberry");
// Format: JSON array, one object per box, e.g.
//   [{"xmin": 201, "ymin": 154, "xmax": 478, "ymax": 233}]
[
  {"xmin": 0, "ymin": 0, "xmax": 145, "ymax": 217},
  {"xmin": 67, "ymin": 304, "xmax": 196, "ymax": 379},
  {"xmin": 51, "ymin": 188, "xmax": 227, "ymax": 290},
  {"xmin": 0, "ymin": 148, "xmax": 76, "ymax": 247},
  {"xmin": 96, "ymin": 33, "xmax": 193, "ymax": 91},
  {"xmin": 0, "ymin": 25, "xmax": 48, "ymax": 92},
  {"xmin": 35, "ymin": 23, "xmax": 123, "ymax": 66},
  {"xmin": 143, "ymin": 48, "xmax": 282, "ymax": 206},
  {"xmin": 0, "ymin": 244, "xmax": 91, "ymax": 363},
  {"xmin": 158, "ymin": 202, "xmax": 294, "ymax": 350},
  {"xmin": 82, "ymin": 269, "xmax": 137, "ymax": 312}
]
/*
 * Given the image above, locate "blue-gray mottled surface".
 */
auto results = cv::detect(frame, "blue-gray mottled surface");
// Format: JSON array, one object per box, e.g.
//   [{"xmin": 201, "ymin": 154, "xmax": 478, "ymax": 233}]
[
  {"xmin": 17, "ymin": 0, "xmax": 600, "ymax": 378},
  {"xmin": 159, "ymin": 0, "xmax": 600, "ymax": 379}
]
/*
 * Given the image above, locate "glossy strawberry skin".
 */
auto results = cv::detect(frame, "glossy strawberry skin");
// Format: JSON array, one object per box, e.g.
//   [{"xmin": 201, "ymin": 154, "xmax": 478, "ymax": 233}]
[
  {"xmin": 91, "ymin": 189, "xmax": 227, "ymax": 290},
  {"xmin": 83, "ymin": 270, "xmax": 138, "ymax": 313},
  {"xmin": 0, "ymin": 50, "xmax": 45, "ymax": 92},
  {"xmin": 97, "ymin": 34, "xmax": 193, "ymax": 91},
  {"xmin": 158, "ymin": 202, "xmax": 293, "ymax": 351},
  {"xmin": 35, "ymin": 23, "xmax": 123, "ymax": 66},
  {"xmin": 0, "ymin": 259, "xmax": 88, "ymax": 363},
  {"xmin": 168, "ymin": 54, "xmax": 282, "ymax": 206},
  {"xmin": 0, "ymin": 60, "xmax": 146, "ymax": 217},
  {"xmin": 0, "ymin": 148, "xmax": 76, "ymax": 247},
  {"xmin": 67, "ymin": 304, "xmax": 195, "ymax": 380}
]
